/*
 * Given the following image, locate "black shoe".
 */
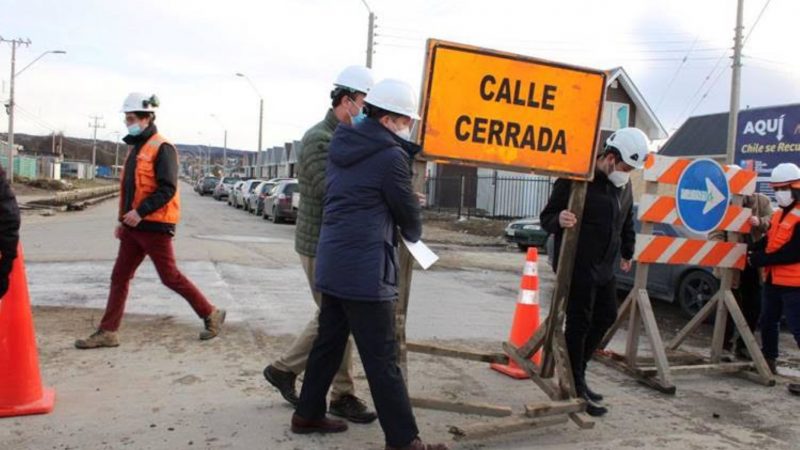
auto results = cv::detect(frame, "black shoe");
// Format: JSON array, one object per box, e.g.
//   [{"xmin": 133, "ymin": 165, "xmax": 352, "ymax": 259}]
[
  {"xmin": 329, "ymin": 394, "xmax": 378, "ymax": 424},
  {"xmin": 789, "ymin": 384, "xmax": 800, "ymax": 396},
  {"xmin": 264, "ymin": 365, "xmax": 299, "ymax": 406},
  {"xmin": 582, "ymin": 394, "xmax": 608, "ymax": 417},
  {"xmin": 765, "ymin": 358, "xmax": 778, "ymax": 375},
  {"xmin": 585, "ymin": 384, "xmax": 604, "ymax": 403}
]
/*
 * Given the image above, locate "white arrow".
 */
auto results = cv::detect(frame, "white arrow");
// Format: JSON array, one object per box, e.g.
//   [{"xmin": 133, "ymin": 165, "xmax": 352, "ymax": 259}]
[{"xmin": 703, "ymin": 177, "xmax": 726, "ymax": 214}]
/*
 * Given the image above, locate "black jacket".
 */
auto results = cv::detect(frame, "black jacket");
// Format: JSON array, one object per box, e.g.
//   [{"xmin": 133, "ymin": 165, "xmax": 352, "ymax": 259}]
[
  {"xmin": 541, "ymin": 170, "xmax": 635, "ymax": 285},
  {"xmin": 0, "ymin": 166, "xmax": 20, "ymax": 298},
  {"xmin": 749, "ymin": 201, "xmax": 800, "ymax": 271},
  {"xmin": 315, "ymin": 118, "xmax": 422, "ymax": 302},
  {"xmin": 120, "ymin": 124, "xmax": 179, "ymax": 234}
]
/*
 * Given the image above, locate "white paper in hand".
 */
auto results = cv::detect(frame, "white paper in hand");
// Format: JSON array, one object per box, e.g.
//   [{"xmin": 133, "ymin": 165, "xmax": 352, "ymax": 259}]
[{"xmin": 402, "ymin": 238, "xmax": 439, "ymax": 270}]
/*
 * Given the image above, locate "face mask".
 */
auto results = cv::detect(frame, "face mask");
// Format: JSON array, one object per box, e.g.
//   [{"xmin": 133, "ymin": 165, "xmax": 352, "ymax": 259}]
[
  {"xmin": 607, "ymin": 170, "xmax": 630, "ymax": 188},
  {"xmin": 127, "ymin": 123, "xmax": 143, "ymax": 136},
  {"xmin": 395, "ymin": 127, "xmax": 412, "ymax": 141},
  {"xmin": 775, "ymin": 190, "xmax": 794, "ymax": 207},
  {"xmin": 351, "ymin": 111, "xmax": 366, "ymax": 126}
]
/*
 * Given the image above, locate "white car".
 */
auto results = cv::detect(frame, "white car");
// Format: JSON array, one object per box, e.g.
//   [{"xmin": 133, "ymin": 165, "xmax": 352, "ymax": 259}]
[
  {"xmin": 228, "ymin": 180, "xmax": 245, "ymax": 207},
  {"xmin": 240, "ymin": 179, "xmax": 266, "ymax": 211}
]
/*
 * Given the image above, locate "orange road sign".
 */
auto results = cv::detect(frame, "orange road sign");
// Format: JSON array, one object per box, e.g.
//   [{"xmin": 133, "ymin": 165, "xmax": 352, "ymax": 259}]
[{"xmin": 418, "ymin": 39, "xmax": 606, "ymax": 180}]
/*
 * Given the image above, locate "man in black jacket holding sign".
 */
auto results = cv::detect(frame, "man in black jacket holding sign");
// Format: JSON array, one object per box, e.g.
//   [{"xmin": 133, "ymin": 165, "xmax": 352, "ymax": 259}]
[
  {"xmin": 541, "ymin": 127, "xmax": 649, "ymax": 417},
  {"xmin": 0, "ymin": 166, "xmax": 20, "ymax": 300}
]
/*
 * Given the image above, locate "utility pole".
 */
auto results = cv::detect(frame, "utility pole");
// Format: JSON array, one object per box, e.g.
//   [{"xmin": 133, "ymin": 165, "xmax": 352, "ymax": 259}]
[
  {"xmin": 89, "ymin": 115, "xmax": 105, "ymax": 177},
  {"xmin": 257, "ymin": 99, "xmax": 263, "ymax": 167},
  {"xmin": 223, "ymin": 129, "xmax": 228, "ymax": 174},
  {"xmin": 361, "ymin": 0, "xmax": 376, "ymax": 68},
  {"xmin": 1, "ymin": 37, "xmax": 32, "ymax": 182},
  {"xmin": 725, "ymin": 0, "xmax": 745, "ymax": 165}
]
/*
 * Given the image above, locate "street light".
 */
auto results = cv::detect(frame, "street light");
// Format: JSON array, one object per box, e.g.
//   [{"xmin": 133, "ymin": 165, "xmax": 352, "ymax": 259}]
[
  {"xmin": 210, "ymin": 114, "xmax": 228, "ymax": 175},
  {"xmin": 2, "ymin": 43, "xmax": 66, "ymax": 181},
  {"xmin": 235, "ymin": 72, "xmax": 264, "ymax": 170}
]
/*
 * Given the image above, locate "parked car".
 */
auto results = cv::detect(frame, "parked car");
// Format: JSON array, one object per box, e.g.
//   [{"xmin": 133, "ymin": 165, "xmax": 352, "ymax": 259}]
[
  {"xmin": 545, "ymin": 206, "xmax": 719, "ymax": 318},
  {"xmin": 505, "ymin": 218, "xmax": 548, "ymax": 252},
  {"xmin": 213, "ymin": 176, "xmax": 240, "ymax": 200},
  {"xmin": 197, "ymin": 176, "xmax": 219, "ymax": 196},
  {"xmin": 263, "ymin": 179, "xmax": 299, "ymax": 223},
  {"xmin": 240, "ymin": 179, "xmax": 266, "ymax": 211},
  {"xmin": 246, "ymin": 180, "xmax": 276, "ymax": 216},
  {"xmin": 228, "ymin": 180, "xmax": 246, "ymax": 207}
]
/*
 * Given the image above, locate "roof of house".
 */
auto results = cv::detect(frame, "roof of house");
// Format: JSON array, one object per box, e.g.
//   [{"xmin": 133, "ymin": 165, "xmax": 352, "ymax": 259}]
[
  {"xmin": 659, "ymin": 111, "xmax": 729, "ymax": 158},
  {"xmin": 605, "ymin": 67, "xmax": 668, "ymax": 141}
]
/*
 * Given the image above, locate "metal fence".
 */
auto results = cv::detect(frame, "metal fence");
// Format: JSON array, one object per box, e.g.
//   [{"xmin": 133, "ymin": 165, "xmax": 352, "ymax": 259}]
[{"xmin": 425, "ymin": 175, "xmax": 553, "ymax": 220}]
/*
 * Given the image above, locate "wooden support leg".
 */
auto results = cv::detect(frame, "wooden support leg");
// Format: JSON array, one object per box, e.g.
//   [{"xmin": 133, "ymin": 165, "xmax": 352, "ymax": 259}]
[
  {"xmin": 667, "ymin": 294, "xmax": 719, "ymax": 351},
  {"xmin": 503, "ymin": 341, "xmax": 559, "ymax": 399},
  {"xmin": 599, "ymin": 291, "xmax": 634, "ymax": 349},
  {"xmin": 636, "ymin": 289, "xmax": 674, "ymax": 389},
  {"xmin": 625, "ymin": 289, "xmax": 642, "ymax": 366},
  {"xmin": 722, "ymin": 290, "xmax": 774, "ymax": 384},
  {"xmin": 449, "ymin": 415, "xmax": 569, "ymax": 441},
  {"xmin": 710, "ymin": 291, "xmax": 729, "ymax": 364}
]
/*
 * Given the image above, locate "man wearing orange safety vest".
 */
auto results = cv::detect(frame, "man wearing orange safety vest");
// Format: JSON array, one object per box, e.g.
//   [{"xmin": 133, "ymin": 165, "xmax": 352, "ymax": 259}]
[
  {"xmin": 747, "ymin": 162, "xmax": 800, "ymax": 396},
  {"xmin": 75, "ymin": 93, "xmax": 226, "ymax": 349}
]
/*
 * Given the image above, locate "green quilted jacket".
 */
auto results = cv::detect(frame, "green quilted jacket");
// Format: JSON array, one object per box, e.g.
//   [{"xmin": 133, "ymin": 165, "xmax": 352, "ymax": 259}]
[{"xmin": 295, "ymin": 109, "xmax": 339, "ymax": 257}]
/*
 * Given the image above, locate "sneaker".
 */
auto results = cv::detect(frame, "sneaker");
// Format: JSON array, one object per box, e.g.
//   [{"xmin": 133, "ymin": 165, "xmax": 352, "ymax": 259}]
[
  {"xmin": 329, "ymin": 394, "xmax": 378, "ymax": 424},
  {"xmin": 200, "ymin": 308, "xmax": 226, "ymax": 340},
  {"xmin": 75, "ymin": 329, "xmax": 120, "ymax": 349},
  {"xmin": 386, "ymin": 437, "xmax": 450, "ymax": 450},
  {"xmin": 263, "ymin": 365, "xmax": 299, "ymax": 406},
  {"xmin": 290, "ymin": 413, "xmax": 348, "ymax": 434},
  {"xmin": 585, "ymin": 383, "xmax": 604, "ymax": 403},
  {"xmin": 766, "ymin": 358, "xmax": 778, "ymax": 375},
  {"xmin": 583, "ymin": 393, "xmax": 608, "ymax": 417},
  {"xmin": 788, "ymin": 384, "xmax": 800, "ymax": 396}
]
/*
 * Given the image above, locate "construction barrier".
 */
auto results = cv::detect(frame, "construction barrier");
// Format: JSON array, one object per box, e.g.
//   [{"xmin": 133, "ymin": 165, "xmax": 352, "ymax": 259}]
[
  {"xmin": 491, "ymin": 247, "xmax": 542, "ymax": 378},
  {"xmin": 0, "ymin": 244, "xmax": 56, "ymax": 418}
]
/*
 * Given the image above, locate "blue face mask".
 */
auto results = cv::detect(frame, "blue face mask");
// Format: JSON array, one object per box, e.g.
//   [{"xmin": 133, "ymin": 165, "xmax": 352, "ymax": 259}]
[
  {"xmin": 127, "ymin": 123, "xmax": 143, "ymax": 136},
  {"xmin": 351, "ymin": 111, "xmax": 367, "ymax": 126}
]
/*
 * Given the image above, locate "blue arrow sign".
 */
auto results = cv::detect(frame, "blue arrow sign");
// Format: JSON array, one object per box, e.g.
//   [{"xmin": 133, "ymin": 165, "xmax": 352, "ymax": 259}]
[{"xmin": 676, "ymin": 158, "xmax": 730, "ymax": 234}]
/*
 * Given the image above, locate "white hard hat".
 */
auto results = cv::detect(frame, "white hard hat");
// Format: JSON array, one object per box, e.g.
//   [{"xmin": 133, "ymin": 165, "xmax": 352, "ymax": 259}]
[
  {"xmin": 334, "ymin": 66, "xmax": 374, "ymax": 94},
  {"xmin": 365, "ymin": 79, "xmax": 420, "ymax": 120},
  {"xmin": 605, "ymin": 127, "xmax": 650, "ymax": 169},
  {"xmin": 770, "ymin": 162, "xmax": 800, "ymax": 188},
  {"xmin": 121, "ymin": 92, "xmax": 160, "ymax": 113}
]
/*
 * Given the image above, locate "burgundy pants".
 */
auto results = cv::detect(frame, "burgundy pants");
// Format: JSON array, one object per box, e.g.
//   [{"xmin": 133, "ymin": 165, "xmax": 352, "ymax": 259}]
[{"xmin": 99, "ymin": 227, "xmax": 214, "ymax": 331}]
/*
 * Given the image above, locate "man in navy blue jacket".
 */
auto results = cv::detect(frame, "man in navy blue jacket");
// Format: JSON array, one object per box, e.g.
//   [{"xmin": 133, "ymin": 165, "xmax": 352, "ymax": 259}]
[{"xmin": 290, "ymin": 79, "xmax": 447, "ymax": 450}]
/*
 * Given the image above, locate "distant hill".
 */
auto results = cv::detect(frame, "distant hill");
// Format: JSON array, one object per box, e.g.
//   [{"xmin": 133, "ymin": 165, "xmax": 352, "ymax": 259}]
[{"xmin": 1, "ymin": 133, "xmax": 256, "ymax": 167}]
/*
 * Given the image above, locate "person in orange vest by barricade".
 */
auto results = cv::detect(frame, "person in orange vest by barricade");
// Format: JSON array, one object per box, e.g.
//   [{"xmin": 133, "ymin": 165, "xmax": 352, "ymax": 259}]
[
  {"xmin": 75, "ymin": 93, "xmax": 226, "ymax": 349},
  {"xmin": 747, "ymin": 162, "xmax": 800, "ymax": 396},
  {"xmin": 0, "ymin": 165, "xmax": 20, "ymax": 300}
]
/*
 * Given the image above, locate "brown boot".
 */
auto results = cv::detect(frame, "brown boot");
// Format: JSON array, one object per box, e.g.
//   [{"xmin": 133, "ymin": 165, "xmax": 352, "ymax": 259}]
[
  {"xmin": 290, "ymin": 413, "xmax": 348, "ymax": 434},
  {"xmin": 200, "ymin": 308, "xmax": 226, "ymax": 340},
  {"xmin": 386, "ymin": 438, "xmax": 450, "ymax": 450},
  {"xmin": 75, "ymin": 329, "xmax": 119, "ymax": 349}
]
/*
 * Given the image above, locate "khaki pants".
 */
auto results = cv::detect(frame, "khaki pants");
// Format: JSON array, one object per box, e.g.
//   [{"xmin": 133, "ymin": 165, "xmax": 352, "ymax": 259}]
[{"xmin": 272, "ymin": 254, "xmax": 355, "ymax": 399}]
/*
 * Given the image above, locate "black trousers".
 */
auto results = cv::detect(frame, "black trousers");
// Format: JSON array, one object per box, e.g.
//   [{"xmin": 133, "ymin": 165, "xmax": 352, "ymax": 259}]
[
  {"xmin": 565, "ymin": 276, "xmax": 618, "ymax": 393},
  {"xmin": 295, "ymin": 294, "xmax": 419, "ymax": 448},
  {"xmin": 725, "ymin": 264, "xmax": 762, "ymax": 348}
]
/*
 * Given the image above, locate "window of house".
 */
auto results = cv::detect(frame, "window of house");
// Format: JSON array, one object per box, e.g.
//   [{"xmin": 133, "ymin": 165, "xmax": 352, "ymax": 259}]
[{"xmin": 601, "ymin": 101, "xmax": 631, "ymax": 131}]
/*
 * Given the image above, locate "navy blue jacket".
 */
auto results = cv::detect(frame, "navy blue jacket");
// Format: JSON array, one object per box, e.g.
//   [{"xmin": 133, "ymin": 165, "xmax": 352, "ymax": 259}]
[{"xmin": 315, "ymin": 118, "xmax": 422, "ymax": 302}]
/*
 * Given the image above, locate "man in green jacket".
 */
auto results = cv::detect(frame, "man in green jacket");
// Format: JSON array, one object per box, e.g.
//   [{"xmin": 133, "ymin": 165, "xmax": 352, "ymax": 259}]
[{"xmin": 263, "ymin": 66, "xmax": 377, "ymax": 424}]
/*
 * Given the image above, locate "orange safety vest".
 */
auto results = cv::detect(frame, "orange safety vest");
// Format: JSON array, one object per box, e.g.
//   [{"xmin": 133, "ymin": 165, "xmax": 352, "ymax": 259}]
[
  {"xmin": 764, "ymin": 205, "xmax": 800, "ymax": 287},
  {"xmin": 119, "ymin": 133, "xmax": 181, "ymax": 224}
]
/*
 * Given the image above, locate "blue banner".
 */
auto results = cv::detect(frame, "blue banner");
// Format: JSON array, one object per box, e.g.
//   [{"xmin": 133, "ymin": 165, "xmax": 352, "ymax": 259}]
[{"xmin": 735, "ymin": 104, "xmax": 800, "ymax": 199}]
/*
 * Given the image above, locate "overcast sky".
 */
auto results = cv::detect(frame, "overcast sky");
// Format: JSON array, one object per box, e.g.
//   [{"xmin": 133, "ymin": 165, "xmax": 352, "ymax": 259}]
[{"xmin": 1, "ymin": 0, "xmax": 797, "ymax": 152}]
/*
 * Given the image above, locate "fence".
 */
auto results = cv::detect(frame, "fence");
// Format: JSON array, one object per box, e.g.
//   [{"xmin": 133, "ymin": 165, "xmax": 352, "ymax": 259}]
[{"xmin": 425, "ymin": 175, "xmax": 553, "ymax": 220}]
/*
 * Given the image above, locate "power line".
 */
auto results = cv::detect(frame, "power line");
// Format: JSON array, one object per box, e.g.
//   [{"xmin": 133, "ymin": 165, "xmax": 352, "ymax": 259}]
[{"xmin": 654, "ymin": 34, "xmax": 700, "ymax": 113}]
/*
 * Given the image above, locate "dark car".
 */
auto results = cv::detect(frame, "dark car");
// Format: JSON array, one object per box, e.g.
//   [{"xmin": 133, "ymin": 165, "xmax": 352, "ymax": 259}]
[
  {"xmin": 212, "ymin": 176, "xmax": 240, "ymax": 200},
  {"xmin": 197, "ymin": 176, "xmax": 219, "ymax": 196},
  {"xmin": 505, "ymin": 218, "xmax": 549, "ymax": 252},
  {"xmin": 263, "ymin": 180, "xmax": 299, "ymax": 223},
  {"xmin": 546, "ymin": 207, "xmax": 719, "ymax": 317}
]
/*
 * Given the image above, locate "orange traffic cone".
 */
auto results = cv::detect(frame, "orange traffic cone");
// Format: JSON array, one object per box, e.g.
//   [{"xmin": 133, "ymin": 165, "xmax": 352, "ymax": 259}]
[
  {"xmin": 491, "ymin": 247, "xmax": 541, "ymax": 379},
  {"xmin": 0, "ymin": 244, "xmax": 55, "ymax": 418}
]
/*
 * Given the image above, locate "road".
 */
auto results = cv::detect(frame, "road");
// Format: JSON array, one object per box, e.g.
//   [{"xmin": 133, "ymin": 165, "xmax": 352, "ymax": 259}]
[{"xmin": 2, "ymin": 183, "xmax": 799, "ymax": 450}]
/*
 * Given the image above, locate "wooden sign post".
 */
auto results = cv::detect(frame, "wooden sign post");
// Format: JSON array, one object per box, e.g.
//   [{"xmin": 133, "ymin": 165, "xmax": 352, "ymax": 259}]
[
  {"xmin": 396, "ymin": 39, "xmax": 607, "ymax": 440},
  {"xmin": 595, "ymin": 155, "xmax": 774, "ymax": 390}
]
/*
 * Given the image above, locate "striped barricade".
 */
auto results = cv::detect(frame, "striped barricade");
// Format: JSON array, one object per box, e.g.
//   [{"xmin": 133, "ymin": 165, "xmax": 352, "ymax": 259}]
[
  {"xmin": 634, "ymin": 234, "xmax": 747, "ymax": 270},
  {"xmin": 638, "ymin": 194, "xmax": 753, "ymax": 234},
  {"xmin": 643, "ymin": 154, "xmax": 756, "ymax": 195}
]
